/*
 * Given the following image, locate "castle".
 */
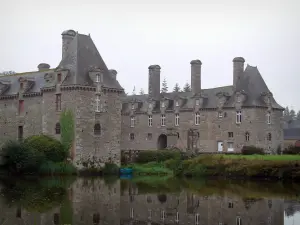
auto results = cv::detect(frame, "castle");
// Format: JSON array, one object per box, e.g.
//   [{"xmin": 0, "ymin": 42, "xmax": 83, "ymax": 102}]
[{"xmin": 0, "ymin": 30, "xmax": 284, "ymax": 166}]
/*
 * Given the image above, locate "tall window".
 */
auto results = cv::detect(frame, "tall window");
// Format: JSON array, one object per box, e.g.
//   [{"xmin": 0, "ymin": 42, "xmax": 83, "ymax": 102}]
[
  {"xmin": 195, "ymin": 99, "xmax": 200, "ymax": 106},
  {"xmin": 53, "ymin": 213, "xmax": 60, "ymax": 225},
  {"xmin": 57, "ymin": 73, "xmax": 62, "ymax": 82},
  {"xmin": 175, "ymin": 211, "xmax": 179, "ymax": 223},
  {"xmin": 236, "ymin": 111, "xmax": 242, "ymax": 124},
  {"xmin": 94, "ymin": 123, "xmax": 101, "ymax": 135},
  {"xmin": 245, "ymin": 132, "xmax": 250, "ymax": 142},
  {"xmin": 175, "ymin": 101, "xmax": 179, "ymax": 107},
  {"xmin": 236, "ymin": 216, "xmax": 242, "ymax": 225},
  {"xmin": 55, "ymin": 123, "xmax": 61, "ymax": 134},
  {"xmin": 96, "ymin": 95, "xmax": 100, "ymax": 112},
  {"xmin": 20, "ymin": 82, "xmax": 24, "ymax": 90},
  {"xmin": 18, "ymin": 100, "xmax": 24, "ymax": 115},
  {"xmin": 56, "ymin": 94, "xmax": 61, "ymax": 111},
  {"xmin": 195, "ymin": 213, "xmax": 200, "ymax": 225},
  {"xmin": 267, "ymin": 133, "xmax": 272, "ymax": 141},
  {"xmin": 161, "ymin": 114, "xmax": 166, "ymax": 126},
  {"xmin": 148, "ymin": 209, "xmax": 152, "ymax": 219},
  {"xmin": 161, "ymin": 210, "xmax": 166, "ymax": 221},
  {"xmin": 130, "ymin": 208, "xmax": 134, "ymax": 219},
  {"xmin": 96, "ymin": 73, "xmax": 100, "ymax": 82},
  {"xmin": 267, "ymin": 112, "xmax": 271, "ymax": 124},
  {"xmin": 161, "ymin": 102, "xmax": 165, "ymax": 108},
  {"xmin": 93, "ymin": 213, "xmax": 100, "ymax": 224},
  {"xmin": 148, "ymin": 115, "xmax": 153, "ymax": 127},
  {"xmin": 130, "ymin": 116, "xmax": 135, "ymax": 127},
  {"xmin": 175, "ymin": 113, "xmax": 179, "ymax": 126},
  {"xmin": 195, "ymin": 112, "xmax": 200, "ymax": 125},
  {"xmin": 131, "ymin": 104, "xmax": 135, "ymax": 110},
  {"xmin": 130, "ymin": 133, "xmax": 135, "ymax": 140}
]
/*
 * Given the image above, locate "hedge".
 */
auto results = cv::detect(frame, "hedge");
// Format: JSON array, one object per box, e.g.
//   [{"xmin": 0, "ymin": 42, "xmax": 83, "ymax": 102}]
[{"xmin": 135, "ymin": 150, "xmax": 181, "ymax": 163}]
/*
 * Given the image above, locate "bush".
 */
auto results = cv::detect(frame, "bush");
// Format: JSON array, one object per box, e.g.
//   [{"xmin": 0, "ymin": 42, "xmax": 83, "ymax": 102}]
[
  {"xmin": 283, "ymin": 146, "xmax": 300, "ymax": 155},
  {"xmin": 241, "ymin": 146, "xmax": 264, "ymax": 155},
  {"xmin": 24, "ymin": 135, "xmax": 68, "ymax": 162},
  {"xmin": 135, "ymin": 150, "xmax": 181, "ymax": 163},
  {"xmin": 102, "ymin": 163, "xmax": 119, "ymax": 175},
  {"xmin": 39, "ymin": 161, "xmax": 77, "ymax": 175},
  {"xmin": 1, "ymin": 140, "xmax": 46, "ymax": 173}
]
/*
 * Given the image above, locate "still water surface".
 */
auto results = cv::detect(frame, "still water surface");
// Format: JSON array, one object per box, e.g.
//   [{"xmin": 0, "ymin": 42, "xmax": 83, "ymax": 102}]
[{"xmin": 0, "ymin": 176, "xmax": 299, "ymax": 225}]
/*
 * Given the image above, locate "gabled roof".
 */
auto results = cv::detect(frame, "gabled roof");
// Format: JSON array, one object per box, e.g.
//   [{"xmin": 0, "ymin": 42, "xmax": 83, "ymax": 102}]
[{"xmin": 57, "ymin": 33, "xmax": 123, "ymax": 90}]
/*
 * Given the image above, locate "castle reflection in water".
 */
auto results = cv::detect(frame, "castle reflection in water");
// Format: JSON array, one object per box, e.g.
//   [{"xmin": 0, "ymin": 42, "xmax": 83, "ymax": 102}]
[{"xmin": 0, "ymin": 178, "xmax": 298, "ymax": 225}]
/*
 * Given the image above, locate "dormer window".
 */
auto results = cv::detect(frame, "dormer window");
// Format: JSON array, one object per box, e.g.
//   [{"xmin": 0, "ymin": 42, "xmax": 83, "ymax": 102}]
[
  {"xmin": 236, "ymin": 111, "xmax": 242, "ymax": 124},
  {"xmin": 148, "ymin": 103, "xmax": 153, "ymax": 109},
  {"xmin": 20, "ymin": 83, "xmax": 23, "ymax": 90},
  {"xmin": 96, "ymin": 73, "xmax": 100, "ymax": 83},
  {"xmin": 130, "ymin": 116, "xmax": 135, "ymax": 127},
  {"xmin": 131, "ymin": 104, "xmax": 135, "ymax": 110},
  {"xmin": 195, "ymin": 99, "xmax": 200, "ymax": 106},
  {"xmin": 175, "ymin": 101, "xmax": 179, "ymax": 107},
  {"xmin": 57, "ymin": 73, "xmax": 62, "ymax": 82},
  {"xmin": 161, "ymin": 102, "xmax": 165, "ymax": 108},
  {"xmin": 218, "ymin": 112, "xmax": 223, "ymax": 118},
  {"xmin": 267, "ymin": 112, "xmax": 271, "ymax": 124}
]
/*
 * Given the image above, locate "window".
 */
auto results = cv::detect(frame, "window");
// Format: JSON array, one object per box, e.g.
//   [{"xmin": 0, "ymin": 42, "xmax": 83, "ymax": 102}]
[
  {"xmin": 130, "ymin": 208, "xmax": 134, "ymax": 219},
  {"xmin": 16, "ymin": 207, "xmax": 21, "ymax": 218},
  {"xmin": 175, "ymin": 211, "xmax": 179, "ymax": 223},
  {"xmin": 55, "ymin": 123, "xmax": 61, "ymax": 134},
  {"xmin": 130, "ymin": 116, "xmax": 135, "ymax": 127},
  {"xmin": 95, "ymin": 95, "xmax": 101, "ymax": 112},
  {"xmin": 196, "ymin": 99, "xmax": 200, "ymax": 106},
  {"xmin": 130, "ymin": 195, "xmax": 134, "ymax": 202},
  {"xmin": 236, "ymin": 111, "xmax": 242, "ymax": 124},
  {"xmin": 236, "ymin": 216, "xmax": 242, "ymax": 225},
  {"xmin": 175, "ymin": 113, "xmax": 179, "ymax": 126},
  {"xmin": 56, "ymin": 94, "xmax": 61, "ymax": 111},
  {"xmin": 195, "ymin": 112, "xmax": 200, "ymax": 125},
  {"xmin": 94, "ymin": 123, "xmax": 101, "ymax": 135},
  {"xmin": 175, "ymin": 101, "xmax": 179, "ymax": 107},
  {"xmin": 161, "ymin": 210, "xmax": 166, "ymax": 220},
  {"xmin": 146, "ymin": 196, "xmax": 152, "ymax": 203},
  {"xmin": 161, "ymin": 102, "xmax": 165, "ymax": 108},
  {"xmin": 267, "ymin": 133, "xmax": 272, "ymax": 141},
  {"xmin": 57, "ymin": 73, "xmax": 62, "ymax": 82},
  {"xmin": 245, "ymin": 132, "xmax": 250, "ymax": 142},
  {"xmin": 267, "ymin": 112, "xmax": 271, "ymax": 124},
  {"xmin": 177, "ymin": 132, "xmax": 180, "ymax": 139},
  {"xmin": 228, "ymin": 142, "xmax": 234, "ymax": 152},
  {"xmin": 147, "ymin": 133, "xmax": 152, "ymax": 140},
  {"xmin": 96, "ymin": 73, "xmax": 100, "ymax": 82},
  {"xmin": 53, "ymin": 213, "xmax": 60, "ymax": 225},
  {"xmin": 195, "ymin": 213, "xmax": 199, "ymax": 225},
  {"xmin": 131, "ymin": 104, "xmax": 135, "ymax": 110},
  {"xmin": 18, "ymin": 126, "xmax": 23, "ymax": 141},
  {"xmin": 130, "ymin": 133, "xmax": 135, "ymax": 141},
  {"xmin": 18, "ymin": 100, "xmax": 24, "ymax": 115},
  {"xmin": 20, "ymin": 82, "xmax": 24, "ymax": 90},
  {"xmin": 148, "ymin": 115, "xmax": 152, "ymax": 127},
  {"xmin": 218, "ymin": 112, "xmax": 223, "ymax": 118},
  {"xmin": 161, "ymin": 114, "xmax": 166, "ymax": 126},
  {"xmin": 93, "ymin": 213, "xmax": 100, "ymax": 224},
  {"xmin": 268, "ymin": 200, "xmax": 272, "ymax": 209},
  {"xmin": 224, "ymin": 112, "xmax": 227, "ymax": 117},
  {"xmin": 228, "ymin": 132, "xmax": 234, "ymax": 138},
  {"xmin": 228, "ymin": 202, "xmax": 234, "ymax": 208},
  {"xmin": 148, "ymin": 209, "xmax": 152, "ymax": 219}
]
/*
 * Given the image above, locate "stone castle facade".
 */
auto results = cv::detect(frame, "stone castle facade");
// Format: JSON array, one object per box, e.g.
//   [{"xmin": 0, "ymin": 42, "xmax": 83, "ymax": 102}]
[{"xmin": 0, "ymin": 30, "xmax": 284, "ymax": 165}]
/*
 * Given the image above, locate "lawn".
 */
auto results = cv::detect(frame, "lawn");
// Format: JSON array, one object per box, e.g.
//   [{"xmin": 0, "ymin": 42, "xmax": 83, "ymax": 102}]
[{"xmin": 123, "ymin": 162, "xmax": 173, "ymax": 176}]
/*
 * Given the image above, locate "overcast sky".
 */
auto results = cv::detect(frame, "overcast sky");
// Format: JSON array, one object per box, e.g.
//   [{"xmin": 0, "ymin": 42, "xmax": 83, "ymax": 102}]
[{"xmin": 1, "ymin": 0, "xmax": 299, "ymax": 110}]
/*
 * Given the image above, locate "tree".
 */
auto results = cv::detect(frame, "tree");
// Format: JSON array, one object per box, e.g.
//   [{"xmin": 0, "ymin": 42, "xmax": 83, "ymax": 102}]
[
  {"xmin": 283, "ymin": 107, "xmax": 290, "ymax": 121},
  {"xmin": 139, "ymin": 88, "xmax": 145, "ymax": 95},
  {"xmin": 161, "ymin": 77, "xmax": 168, "ymax": 93},
  {"xmin": 132, "ymin": 86, "xmax": 136, "ymax": 95},
  {"xmin": 297, "ymin": 110, "xmax": 300, "ymax": 121},
  {"xmin": 173, "ymin": 83, "xmax": 181, "ymax": 92},
  {"xmin": 290, "ymin": 109, "xmax": 296, "ymax": 120},
  {"xmin": 183, "ymin": 82, "xmax": 191, "ymax": 92}
]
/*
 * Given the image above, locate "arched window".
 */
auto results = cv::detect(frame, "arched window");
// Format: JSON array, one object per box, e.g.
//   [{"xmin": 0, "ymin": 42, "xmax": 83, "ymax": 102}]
[
  {"xmin": 55, "ymin": 123, "xmax": 61, "ymax": 134},
  {"xmin": 267, "ymin": 133, "xmax": 272, "ymax": 141},
  {"xmin": 94, "ymin": 123, "xmax": 101, "ymax": 135},
  {"xmin": 245, "ymin": 132, "xmax": 250, "ymax": 142}
]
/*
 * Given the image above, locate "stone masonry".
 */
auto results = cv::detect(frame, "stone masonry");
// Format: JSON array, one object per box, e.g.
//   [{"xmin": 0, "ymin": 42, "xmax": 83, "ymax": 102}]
[{"xmin": 0, "ymin": 29, "xmax": 285, "ymax": 168}]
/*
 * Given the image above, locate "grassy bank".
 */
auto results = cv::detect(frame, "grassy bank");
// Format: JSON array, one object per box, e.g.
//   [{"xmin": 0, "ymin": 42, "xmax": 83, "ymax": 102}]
[
  {"xmin": 177, "ymin": 154, "xmax": 300, "ymax": 180},
  {"xmin": 123, "ymin": 162, "xmax": 173, "ymax": 176}
]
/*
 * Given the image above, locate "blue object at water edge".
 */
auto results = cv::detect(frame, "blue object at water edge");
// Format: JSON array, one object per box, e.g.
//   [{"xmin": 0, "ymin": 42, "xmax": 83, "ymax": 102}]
[
  {"xmin": 120, "ymin": 174, "xmax": 133, "ymax": 179},
  {"xmin": 120, "ymin": 168, "xmax": 133, "ymax": 174}
]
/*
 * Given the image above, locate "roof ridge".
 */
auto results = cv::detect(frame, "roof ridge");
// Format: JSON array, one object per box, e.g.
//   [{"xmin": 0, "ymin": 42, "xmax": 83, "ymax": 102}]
[{"xmin": 0, "ymin": 69, "xmax": 54, "ymax": 77}]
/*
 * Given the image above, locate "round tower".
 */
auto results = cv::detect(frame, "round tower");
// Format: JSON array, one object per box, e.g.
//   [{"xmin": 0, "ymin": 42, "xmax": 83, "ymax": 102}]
[{"xmin": 61, "ymin": 29, "xmax": 76, "ymax": 59}]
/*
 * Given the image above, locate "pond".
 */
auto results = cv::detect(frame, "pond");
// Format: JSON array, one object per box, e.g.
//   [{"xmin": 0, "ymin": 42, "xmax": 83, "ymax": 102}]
[{"xmin": 0, "ymin": 176, "xmax": 299, "ymax": 225}]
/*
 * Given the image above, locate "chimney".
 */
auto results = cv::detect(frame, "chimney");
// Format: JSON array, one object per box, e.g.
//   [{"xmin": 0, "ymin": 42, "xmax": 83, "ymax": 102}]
[
  {"xmin": 233, "ymin": 57, "xmax": 245, "ymax": 89},
  {"xmin": 37, "ymin": 63, "xmax": 50, "ymax": 71},
  {"xmin": 109, "ymin": 69, "xmax": 117, "ymax": 80},
  {"xmin": 61, "ymin": 29, "xmax": 76, "ymax": 59},
  {"xmin": 190, "ymin": 59, "xmax": 202, "ymax": 95},
  {"xmin": 148, "ymin": 65, "xmax": 161, "ymax": 99}
]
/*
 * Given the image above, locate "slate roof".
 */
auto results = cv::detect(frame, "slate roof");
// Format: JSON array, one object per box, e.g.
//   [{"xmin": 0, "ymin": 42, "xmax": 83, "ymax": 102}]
[
  {"xmin": 0, "ymin": 31, "xmax": 123, "ymax": 96},
  {"xmin": 57, "ymin": 33, "xmax": 123, "ymax": 90},
  {"xmin": 284, "ymin": 128, "xmax": 300, "ymax": 140},
  {"xmin": 122, "ymin": 64, "xmax": 284, "ymax": 112}
]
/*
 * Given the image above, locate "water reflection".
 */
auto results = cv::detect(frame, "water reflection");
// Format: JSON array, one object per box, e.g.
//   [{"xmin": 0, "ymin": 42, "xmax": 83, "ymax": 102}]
[{"xmin": 0, "ymin": 177, "xmax": 299, "ymax": 225}]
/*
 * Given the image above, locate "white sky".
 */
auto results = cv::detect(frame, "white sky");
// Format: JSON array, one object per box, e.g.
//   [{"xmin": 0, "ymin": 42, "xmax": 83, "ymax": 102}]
[{"xmin": 0, "ymin": 0, "xmax": 299, "ymax": 110}]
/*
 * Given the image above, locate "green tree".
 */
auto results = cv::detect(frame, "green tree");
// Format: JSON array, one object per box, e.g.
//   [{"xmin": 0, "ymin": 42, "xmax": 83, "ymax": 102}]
[
  {"xmin": 139, "ymin": 88, "xmax": 145, "ymax": 95},
  {"xmin": 283, "ymin": 107, "xmax": 290, "ymax": 121},
  {"xmin": 290, "ymin": 109, "xmax": 296, "ymax": 120},
  {"xmin": 296, "ymin": 110, "xmax": 300, "ymax": 121},
  {"xmin": 132, "ymin": 86, "xmax": 136, "ymax": 95},
  {"xmin": 173, "ymin": 83, "xmax": 181, "ymax": 92},
  {"xmin": 183, "ymin": 82, "xmax": 191, "ymax": 92},
  {"xmin": 161, "ymin": 77, "xmax": 168, "ymax": 93}
]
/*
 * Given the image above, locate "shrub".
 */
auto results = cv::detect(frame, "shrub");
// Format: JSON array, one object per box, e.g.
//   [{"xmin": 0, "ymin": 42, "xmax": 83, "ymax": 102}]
[
  {"xmin": 39, "ymin": 161, "xmax": 77, "ymax": 175},
  {"xmin": 1, "ymin": 140, "xmax": 46, "ymax": 173},
  {"xmin": 102, "ymin": 163, "xmax": 119, "ymax": 175},
  {"xmin": 283, "ymin": 146, "xmax": 300, "ymax": 155},
  {"xmin": 135, "ymin": 150, "xmax": 181, "ymax": 163},
  {"xmin": 24, "ymin": 135, "xmax": 68, "ymax": 162},
  {"xmin": 241, "ymin": 146, "xmax": 264, "ymax": 155}
]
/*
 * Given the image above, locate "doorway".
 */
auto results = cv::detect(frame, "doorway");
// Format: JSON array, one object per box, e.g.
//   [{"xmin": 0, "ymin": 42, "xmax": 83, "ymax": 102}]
[
  {"xmin": 157, "ymin": 134, "xmax": 167, "ymax": 149},
  {"xmin": 217, "ymin": 141, "xmax": 223, "ymax": 152}
]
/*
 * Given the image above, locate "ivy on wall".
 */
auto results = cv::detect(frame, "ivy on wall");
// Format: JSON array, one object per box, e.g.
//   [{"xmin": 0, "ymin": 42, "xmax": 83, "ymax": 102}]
[{"xmin": 60, "ymin": 110, "xmax": 75, "ymax": 153}]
